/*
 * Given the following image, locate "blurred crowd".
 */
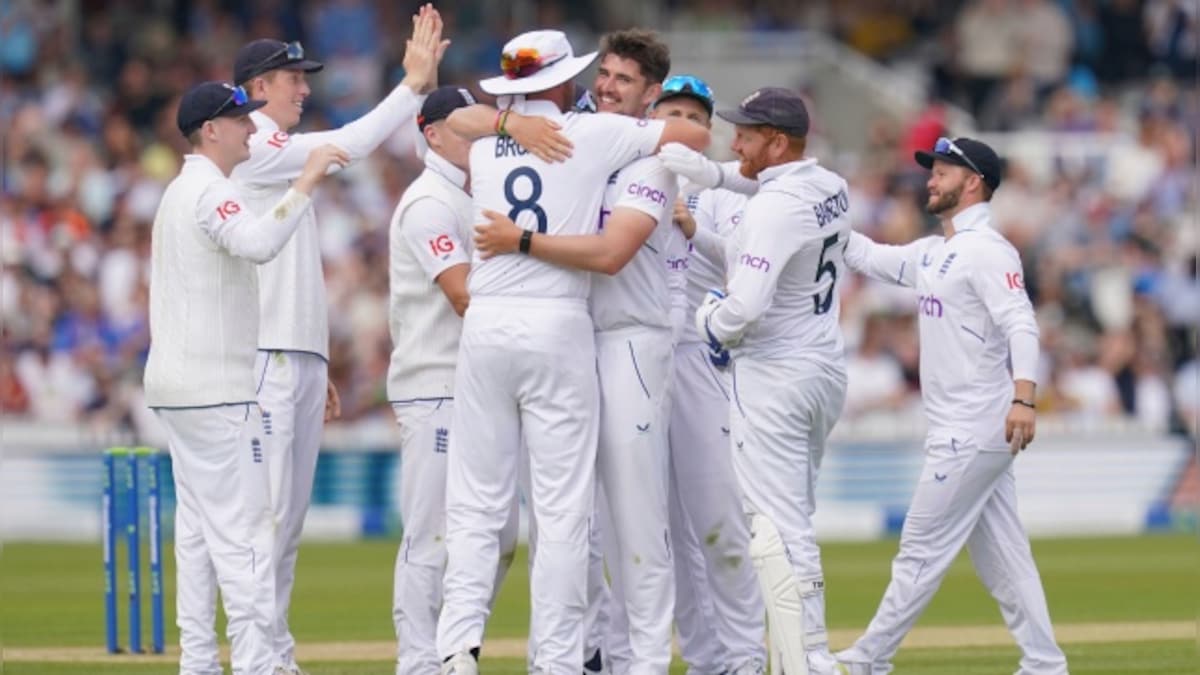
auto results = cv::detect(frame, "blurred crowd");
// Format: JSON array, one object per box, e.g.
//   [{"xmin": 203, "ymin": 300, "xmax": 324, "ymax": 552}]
[{"xmin": 1, "ymin": 0, "xmax": 1196, "ymax": 440}]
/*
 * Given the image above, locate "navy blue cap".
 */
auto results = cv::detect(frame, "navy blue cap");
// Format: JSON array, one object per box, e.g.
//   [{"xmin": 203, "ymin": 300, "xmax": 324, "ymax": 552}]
[
  {"xmin": 915, "ymin": 137, "xmax": 1004, "ymax": 191},
  {"xmin": 418, "ymin": 86, "xmax": 477, "ymax": 131},
  {"xmin": 234, "ymin": 39, "xmax": 324, "ymax": 85},
  {"xmin": 176, "ymin": 82, "xmax": 266, "ymax": 136},
  {"xmin": 717, "ymin": 86, "xmax": 809, "ymax": 137}
]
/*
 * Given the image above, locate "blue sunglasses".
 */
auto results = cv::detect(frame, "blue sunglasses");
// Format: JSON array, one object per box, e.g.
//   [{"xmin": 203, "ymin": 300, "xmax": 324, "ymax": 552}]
[
  {"xmin": 660, "ymin": 74, "xmax": 714, "ymax": 103},
  {"xmin": 212, "ymin": 85, "xmax": 251, "ymax": 118},
  {"xmin": 934, "ymin": 137, "xmax": 984, "ymax": 178}
]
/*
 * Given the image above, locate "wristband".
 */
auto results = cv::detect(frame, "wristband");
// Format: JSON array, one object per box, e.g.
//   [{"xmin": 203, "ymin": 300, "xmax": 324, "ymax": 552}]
[
  {"xmin": 1012, "ymin": 398, "xmax": 1035, "ymax": 410},
  {"xmin": 519, "ymin": 229, "xmax": 533, "ymax": 254},
  {"xmin": 498, "ymin": 110, "xmax": 512, "ymax": 138}
]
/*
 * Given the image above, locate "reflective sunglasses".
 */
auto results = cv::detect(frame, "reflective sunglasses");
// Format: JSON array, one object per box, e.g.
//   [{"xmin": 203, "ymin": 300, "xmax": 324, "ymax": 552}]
[
  {"xmin": 934, "ymin": 137, "xmax": 984, "ymax": 178},
  {"xmin": 501, "ymin": 48, "xmax": 566, "ymax": 79},
  {"xmin": 214, "ymin": 85, "xmax": 251, "ymax": 117},
  {"xmin": 253, "ymin": 41, "xmax": 305, "ymax": 75},
  {"xmin": 661, "ymin": 74, "xmax": 714, "ymax": 103}
]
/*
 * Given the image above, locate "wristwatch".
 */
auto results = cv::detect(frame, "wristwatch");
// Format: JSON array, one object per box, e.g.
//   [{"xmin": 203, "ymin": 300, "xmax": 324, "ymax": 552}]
[{"xmin": 1011, "ymin": 398, "xmax": 1035, "ymax": 409}]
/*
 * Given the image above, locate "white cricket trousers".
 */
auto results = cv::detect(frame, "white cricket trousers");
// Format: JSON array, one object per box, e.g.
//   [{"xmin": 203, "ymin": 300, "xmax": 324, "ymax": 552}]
[
  {"xmin": 437, "ymin": 297, "xmax": 599, "ymax": 672},
  {"xmin": 595, "ymin": 325, "xmax": 676, "ymax": 675},
  {"xmin": 253, "ymin": 349, "xmax": 326, "ymax": 671},
  {"xmin": 840, "ymin": 441, "xmax": 1068, "ymax": 675},
  {"xmin": 393, "ymin": 399, "xmax": 520, "ymax": 675},
  {"xmin": 730, "ymin": 356, "xmax": 846, "ymax": 673},
  {"xmin": 670, "ymin": 341, "xmax": 765, "ymax": 672},
  {"xmin": 157, "ymin": 404, "xmax": 275, "ymax": 675}
]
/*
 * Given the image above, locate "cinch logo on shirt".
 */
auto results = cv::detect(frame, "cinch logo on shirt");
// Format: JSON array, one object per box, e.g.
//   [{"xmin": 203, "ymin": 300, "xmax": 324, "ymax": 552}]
[
  {"xmin": 428, "ymin": 234, "xmax": 455, "ymax": 258},
  {"xmin": 812, "ymin": 188, "xmax": 849, "ymax": 228},
  {"xmin": 917, "ymin": 294, "xmax": 944, "ymax": 317},
  {"xmin": 216, "ymin": 200, "xmax": 242, "ymax": 221},
  {"xmin": 627, "ymin": 182, "xmax": 668, "ymax": 206},
  {"xmin": 666, "ymin": 256, "xmax": 688, "ymax": 271},
  {"xmin": 739, "ymin": 253, "xmax": 770, "ymax": 272}
]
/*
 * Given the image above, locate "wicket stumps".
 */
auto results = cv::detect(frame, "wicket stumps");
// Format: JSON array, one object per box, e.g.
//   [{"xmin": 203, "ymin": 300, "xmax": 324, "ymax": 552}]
[{"xmin": 103, "ymin": 446, "xmax": 165, "ymax": 654}]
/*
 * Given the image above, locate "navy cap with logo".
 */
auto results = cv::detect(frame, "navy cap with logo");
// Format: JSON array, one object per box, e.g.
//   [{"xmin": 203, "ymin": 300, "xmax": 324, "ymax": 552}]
[
  {"xmin": 716, "ymin": 86, "xmax": 809, "ymax": 137},
  {"xmin": 234, "ymin": 39, "xmax": 324, "ymax": 85},
  {"xmin": 418, "ymin": 86, "xmax": 477, "ymax": 131},
  {"xmin": 915, "ymin": 137, "xmax": 1004, "ymax": 191},
  {"xmin": 176, "ymin": 82, "xmax": 267, "ymax": 136}
]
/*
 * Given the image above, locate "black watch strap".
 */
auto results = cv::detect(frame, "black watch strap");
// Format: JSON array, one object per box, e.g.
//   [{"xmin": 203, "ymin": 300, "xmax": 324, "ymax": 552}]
[
  {"xmin": 519, "ymin": 230, "xmax": 533, "ymax": 254},
  {"xmin": 1012, "ymin": 398, "xmax": 1036, "ymax": 409}
]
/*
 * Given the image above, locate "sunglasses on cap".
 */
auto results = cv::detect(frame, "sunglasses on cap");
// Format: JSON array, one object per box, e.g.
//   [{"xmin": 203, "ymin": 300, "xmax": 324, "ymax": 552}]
[
  {"xmin": 213, "ymin": 85, "xmax": 251, "ymax": 119},
  {"xmin": 934, "ymin": 136, "xmax": 984, "ymax": 178},
  {"xmin": 500, "ymin": 47, "xmax": 567, "ymax": 79},
  {"xmin": 661, "ymin": 75, "xmax": 714, "ymax": 103},
  {"xmin": 253, "ymin": 41, "xmax": 305, "ymax": 74}
]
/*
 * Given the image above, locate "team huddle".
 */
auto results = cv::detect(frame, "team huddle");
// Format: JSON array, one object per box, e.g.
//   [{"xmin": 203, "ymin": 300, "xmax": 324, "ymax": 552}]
[{"xmin": 143, "ymin": 5, "xmax": 1071, "ymax": 675}]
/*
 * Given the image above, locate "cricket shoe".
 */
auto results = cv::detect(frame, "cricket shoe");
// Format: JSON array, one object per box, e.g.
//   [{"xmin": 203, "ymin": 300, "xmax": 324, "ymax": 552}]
[{"xmin": 441, "ymin": 650, "xmax": 480, "ymax": 675}]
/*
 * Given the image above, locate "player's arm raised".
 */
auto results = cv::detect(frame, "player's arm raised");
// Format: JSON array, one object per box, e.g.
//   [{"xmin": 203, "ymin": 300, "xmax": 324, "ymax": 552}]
[
  {"xmin": 843, "ymin": 231, "xmax": 929, "ymax": 288},
  {"xmin": 696, "ymin": 196, "xmax": 800, "ymax": 348},
  {"xmin": 474, "ymin": 207, "xmax": 653, "ymax": 276},
  {"xmin": 444, "ymin": 104, "xmax": 573, "ymax": 163},
  {"xmin": 236, "ymin": 6, "xmax": 445, "ymax": 183},
  {"xmin": 201, "ymin": 145, "xmax": 348, "ymax": 263},
  {"xmin": 968, "ymin": 242, "xmax": 1040, "ymax": 452}
]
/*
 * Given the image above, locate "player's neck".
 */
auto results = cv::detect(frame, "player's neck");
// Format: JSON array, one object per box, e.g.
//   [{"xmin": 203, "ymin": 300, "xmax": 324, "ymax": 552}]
[
  {"xmin": 196, "ymin": 147, "xmax": 238, "ymax": 177},
  {"xmin": 939, "ymin": 199, "xmax": 982, "ymax": 239}
]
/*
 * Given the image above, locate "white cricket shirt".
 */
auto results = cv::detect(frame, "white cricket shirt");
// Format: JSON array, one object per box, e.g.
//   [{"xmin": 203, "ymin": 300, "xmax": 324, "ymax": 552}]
[
  {"xmin": 706, "ymin": 159, "xmax": 851, "ymax": 363},
  {"xmin": 590, "ymin": 156, "xmax": 678, "ymax": 332},
  {"xmin": 675, "ymin": 186, "xmax": 746, "ymax": 344},
  {"xmin": 386, "ymin": 151, "xmax": 474, "ymax": 402},
  {"xmin": 144, "ymin": 154, "xmax": 313, "ymax": 408},
  {"xmin": 844, "ymin": 202, "xmax": 1040, "ymax": 450},
  {"xmin": 466, "ymin": 99, "xmax": 665, "ymax": 300},
  {"xmin": 231, "ymin": 84, "xmax": 422, "ymax": 359}
]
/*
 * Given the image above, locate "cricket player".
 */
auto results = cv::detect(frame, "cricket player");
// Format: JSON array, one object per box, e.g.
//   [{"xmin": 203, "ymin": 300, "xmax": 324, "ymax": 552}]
[
  {"xmin": 434, "ymin": 29, "xmax": 710, "ymax": 675},
  {"xmin": 652, "ymin": 75, "xmax": 768, "ymax": 675},
  {"xmin": 144, "ymin": 81, "xmax": 345, "ymax": 675},
  {"xmin": 387, "ymin": 86, "xmax": 523, "ymax": 675},
  {"xmin": 692, "ymin": 87, "xmax": 851, "ymax": 675},
  {"xmin": 229, "ymin": 7, "xmax": 447, "ymax": 672},
  {"xmin": 834, "ymin": 138, "xmax": 1068, "ymax": 675},
  {"xmin": 470, "ymin": 30, "xmax": 711, "ymax": 673}
]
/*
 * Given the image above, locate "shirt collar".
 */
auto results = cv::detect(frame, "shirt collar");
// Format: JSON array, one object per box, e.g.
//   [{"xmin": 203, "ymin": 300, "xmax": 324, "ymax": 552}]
[
  {"xmin": 250, "ymin": 110, "xmax": 279, "ymax": 133},
  {"xmin": 183, "ymin": 153, "xmax": 227, "ymax": 177},
  {"xmin": 950, "ymin": 202, "xmax": 991, "ymax": 232},
  {"xmin": 757, "ymin": 157, "xmax": 818, "ymax": 185},
  {"xmin": 424, "ymin": 149, "xmax": 467, "ymax": 189}
]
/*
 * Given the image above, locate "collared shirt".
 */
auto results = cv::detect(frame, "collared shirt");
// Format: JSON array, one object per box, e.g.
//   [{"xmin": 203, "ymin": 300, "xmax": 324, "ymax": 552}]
[
  {"xmin": 672, "ymin": 186, "xmax": 746, "ymax": 344},
  {"xmin": 144, "ymin": 154, "xmax": 312, "ymax": 407},
  {"xmin": 387, "ymin": 150, "xmax": 474, "ymax": 402},
  {"xmin": 844, "ymin": 202, "xmax": 1040, "ymax": 450},
  {"xmin": 231, "ymin": 83, "xmax": 422, "ymax": 358},
  {"xmin": 466, "ymin": 98, "xmax": 665, "ymax": 300},
  {"xmin": 706, "ymin": 158, "xmax": 851, "ymax": 364}
]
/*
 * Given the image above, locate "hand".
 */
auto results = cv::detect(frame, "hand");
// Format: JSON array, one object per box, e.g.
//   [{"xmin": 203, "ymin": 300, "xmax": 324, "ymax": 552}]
[
  {"xmin": 506, "ymin": 113, "xmax": 573, "ymax": 162},
  {"xmin": 694, "ymin": 288, "xmax": 725, "ymax": 345},
  {"xmin": 473, "ymin": 210, "xmax": 524, "ymax": 259},
  {"xmin": 658, "ymin": 142, "xmax": 721, "ymax": 189},
  {"xmin": 294, "ymin": 144, "xmax": 350, "ymax": 194},
  {"xmin": 324, "ymin": 379, "xmax": 342, "ymax": 422},
  {"xmin": 1006, "ymin": 403, "xmax": 1035, "ymax": 454},
  {"xmin": 672, "ymin": 197, "xmax": 697, "ymax": 239},
  {"xmin": 400, "ymin": 4, "xmax": 451, "ymax": 95}
]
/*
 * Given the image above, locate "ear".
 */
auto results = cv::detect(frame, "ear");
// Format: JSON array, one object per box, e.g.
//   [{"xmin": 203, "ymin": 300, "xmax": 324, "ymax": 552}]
[{"xmin": 642, "ymin": 82, "xmax": 663, "ymax": 109}]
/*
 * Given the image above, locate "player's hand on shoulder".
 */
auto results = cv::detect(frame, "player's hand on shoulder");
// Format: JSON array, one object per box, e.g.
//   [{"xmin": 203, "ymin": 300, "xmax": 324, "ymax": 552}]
[
  {"xmin": 658, "ymin": 142, "xmax": 720, "ymax": 190},
  {"xmin": 401, "ymin": 4, "xmax": 450, "ymax": 95},
  {"xmin": 474, "ymin": 209, "xmax": 524, "ymax": 259},
  {"xmin": 672, "ymin": 197, "xmax": 697, "ymax": 239},
  {"xmin": 507, "ymin": 113, "xmax": 572, "ymax": 163},
  {"xmin": 294, "ymin": 144, "xmax": 350, "ymax": 194}
]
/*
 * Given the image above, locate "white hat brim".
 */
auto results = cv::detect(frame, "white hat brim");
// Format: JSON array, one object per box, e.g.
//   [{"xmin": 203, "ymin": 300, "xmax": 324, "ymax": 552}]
[{"xmin": 480, "ymin": 51, "xmax": 598, "ymax": 96}]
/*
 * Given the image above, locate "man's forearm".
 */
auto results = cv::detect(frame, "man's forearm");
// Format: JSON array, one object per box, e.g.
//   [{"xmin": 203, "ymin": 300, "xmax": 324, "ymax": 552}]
[{"xmin": 529, "ymin": 233, "xmax": 624, "ymax": 275}]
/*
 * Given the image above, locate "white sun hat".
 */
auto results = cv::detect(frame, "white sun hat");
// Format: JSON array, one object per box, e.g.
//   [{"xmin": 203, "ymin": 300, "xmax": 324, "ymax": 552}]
[{"xmin": 480, "ymin": 30, "xmax": 598, "ymax": 96}]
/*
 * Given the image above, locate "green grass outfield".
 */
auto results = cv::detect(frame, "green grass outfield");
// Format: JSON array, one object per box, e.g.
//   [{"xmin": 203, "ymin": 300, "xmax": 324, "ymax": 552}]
[{"xmin": 2, "ymin": 534, "xmax": 1196, "ymax": 673}]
